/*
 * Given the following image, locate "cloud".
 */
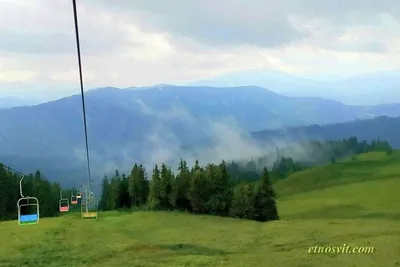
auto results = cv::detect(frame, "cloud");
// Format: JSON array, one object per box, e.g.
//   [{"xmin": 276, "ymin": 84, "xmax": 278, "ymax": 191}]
[
  {"xmin": 94, "ymin": 0, "xmax": 400, "ymax": 49},
  {"xmin": 0, "ymin": 0, "xmax": 400, "ymax": 100},
  {"xmin": 0, "ymin": 71, "xmax": 37, "ymax": 83}
]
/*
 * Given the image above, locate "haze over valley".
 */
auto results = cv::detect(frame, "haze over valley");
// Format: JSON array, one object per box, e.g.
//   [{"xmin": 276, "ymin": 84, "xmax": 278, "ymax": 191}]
[{"xmin": 1, "ymin": 85, "xmax": 400, "ymax": 187}]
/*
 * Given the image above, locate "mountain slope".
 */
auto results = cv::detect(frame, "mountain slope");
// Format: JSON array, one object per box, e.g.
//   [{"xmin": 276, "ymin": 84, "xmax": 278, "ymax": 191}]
[{"xmin": 3, "ymin": 85, "xmax": 400, "ymax": 157}]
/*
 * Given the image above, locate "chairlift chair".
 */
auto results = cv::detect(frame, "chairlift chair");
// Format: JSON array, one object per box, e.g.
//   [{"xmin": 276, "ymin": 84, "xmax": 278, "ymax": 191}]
[
  {"xmin": 81, "ymin": 187, "xmax": 98, "ymax": 220},
  {"xmin": 17, "ymin": 176, "xmax": 39, "ymax": 226},
  {"xmin": 71, "ymin": 196, "xmax": 78, "ymax": 205},
  {"xmin": 59, "ymin": 190, "xmax": 70, "ymax": 212},
  {"xmin": 71, "ymin": 191, "xmax": 78, "ymax": 205}
]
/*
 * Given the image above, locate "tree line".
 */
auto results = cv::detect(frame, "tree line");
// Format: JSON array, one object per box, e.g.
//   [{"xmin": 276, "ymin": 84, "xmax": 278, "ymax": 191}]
[
  {"xmin": 99, "ymin": 159, "xmax": 279, "ymax": 222},
  {"xmin": 0, "ymin": 165, "xmax": 67, "ymax": 221},
  {"xmin": 0, "ymin": 136, "xmax": 393, "ymax": 222}
]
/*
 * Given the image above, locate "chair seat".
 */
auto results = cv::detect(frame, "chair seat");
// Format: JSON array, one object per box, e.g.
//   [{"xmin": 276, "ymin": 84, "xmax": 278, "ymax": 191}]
[
  {"xmin": 60, "ymin": 206, "xmax": 69, "ymax": 212},
  {"xmin": 20, "ymin": 214, "xmax": 38, "ymax": 222}
]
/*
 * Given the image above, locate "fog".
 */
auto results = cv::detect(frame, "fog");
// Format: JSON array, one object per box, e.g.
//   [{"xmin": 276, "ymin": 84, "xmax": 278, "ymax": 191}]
[{"xmin": 70, "ymin": 102, "xmax": 324, "ymax": 191}]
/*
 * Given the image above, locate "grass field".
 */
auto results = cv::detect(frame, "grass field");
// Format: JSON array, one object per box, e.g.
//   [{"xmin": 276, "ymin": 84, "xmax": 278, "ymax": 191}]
[{"xmin": 1, "ymin": 151, "xmax": 399, "ymax": 267}]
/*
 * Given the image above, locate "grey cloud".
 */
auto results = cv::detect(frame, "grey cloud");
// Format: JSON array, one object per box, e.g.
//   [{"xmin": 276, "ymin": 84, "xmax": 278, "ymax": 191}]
[
  {"xmin": 0, "ymin": 0, "xmax": 135, "ymax": 55},
  {"xmin": 3, "ymin": 0, "xmax": 399, "ymax": 56},
  {"xmin": 0, "ymin": 30, "xmax": 73, "ymax": 54},
  {"xmin": 94, "ymin": 0, "xmax": 400, "ymax": 50},
  {"xmin": 0, "ymin": 29, "xmax": 128, "ymax": 55},
  {"xmin": 93, "ymin": 0, "xmax": 307, "ymax": 48}
]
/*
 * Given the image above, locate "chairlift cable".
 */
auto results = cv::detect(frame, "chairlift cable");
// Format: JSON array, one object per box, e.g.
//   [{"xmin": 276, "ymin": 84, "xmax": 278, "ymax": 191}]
[{"xmin": 71, "ymin": 0, "xmax": 93, "ymax": 192}]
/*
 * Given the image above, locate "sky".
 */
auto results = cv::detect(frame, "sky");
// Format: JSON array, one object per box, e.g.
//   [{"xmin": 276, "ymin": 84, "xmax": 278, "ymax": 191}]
[{"xmin": 0, "ymin": 0, "xmax": 400, "ymax": 101}]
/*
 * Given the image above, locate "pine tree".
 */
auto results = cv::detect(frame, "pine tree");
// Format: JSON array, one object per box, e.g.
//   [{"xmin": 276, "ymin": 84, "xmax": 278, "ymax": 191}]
[
  {"xmin": 110, "ymin": 170, "xmax": 121, "ymax": 210},
  {"xmin": 193, "ymin": 159, "xmax": 201, "ymax": 172},
  {"xmin": 99, "ymin": 175, "xmax": 110, "ymax": 210},
  {"xmin": 119, "ymin": 174, "xmax": 130, "ymax": 209},
  {"xmin": 254, "ymin": 167, "xmax": 279, "ymax": 222},
  {"xmin": 128, "ymin": 164, "xmax": 140, "ymax": 207},
  {"xmin": 160, "ymin": 163, "xmax": 174, "ymax": 209},
  {"xmin": 229, "ymin": 183, "xmax": 255, "ymax": 219},
  {"xmin": 206, "ymin": 162, "xmax": 231, "ymax": 215},
  {"xmin": 138, "ymin": 164, "xmax": 149, "ymax": 206},
  {"xmin": 167, "ymin": 166, "xmax": 176, "ymax": 209},
  {"xmin": 189, "ymin": 168, "xmax": 207, "ymax": 213},
  {"xmin": 175, "ymin": 159, "xmax": 191, "ymax": 211},
  {"xmin": 147, "ymin": 164, "xmax": 162, "ymax": 210}
]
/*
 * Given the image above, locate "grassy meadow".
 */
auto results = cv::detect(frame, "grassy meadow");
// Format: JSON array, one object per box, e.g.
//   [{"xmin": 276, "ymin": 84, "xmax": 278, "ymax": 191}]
[{"xmin": 0, "ymin": 151, "xmax": 399, "ymax": 267}]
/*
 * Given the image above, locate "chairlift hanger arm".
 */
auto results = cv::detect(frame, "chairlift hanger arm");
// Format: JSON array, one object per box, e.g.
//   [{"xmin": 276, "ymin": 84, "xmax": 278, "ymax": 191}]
[{"xmin": 19, "ymin": 176, "xmax": 25, "ymax": 198}]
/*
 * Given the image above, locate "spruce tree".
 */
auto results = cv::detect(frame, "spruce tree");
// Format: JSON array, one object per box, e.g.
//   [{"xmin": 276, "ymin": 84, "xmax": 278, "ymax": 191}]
[
  {"xmin": 110, "ymin": 170, "xmax": 121, "ymax": 210},
  {"xmin": 189, "ymin": 168, "xmax": 207, "ymax": 213},
  {"xmin": 119, "ymin": 174, "xmax": 130, "ymax": 209},
  {"xmin": 128, "ymin": 164, "xmax": 140, "ymax": 207},
  {"xmin": 138, "ymin": 164, "xmax": 149, "ymax": 206},
  {"xmin": 99, "ymin": 175, "xmax": 110, "ymax": 210},
  {"xmin": 207, "ymin": 162, "xmax": 231, "ymax": 215},
  {"xmin": 175, "ymin": 159, "xmax": 191, "ymax": 211},
  {"xmin": 229, "ymin": 183, "xmax": 255, "ymax": 219},
  {"xmin": 147, "ymin": 164, "xmax": 162, "ymax": 210},
  {"xmin": 255, "ymin": 167, "xmax": 279, "ymax": 222}
]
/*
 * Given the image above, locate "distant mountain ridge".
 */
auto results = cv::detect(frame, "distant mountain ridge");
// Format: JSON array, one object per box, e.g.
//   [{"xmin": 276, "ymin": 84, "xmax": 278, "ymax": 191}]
[
  {"xmin": 1, "ymin": 85, "xmax": 400, "ymax": 186},
  {"xmin": 187, "ymin": 68, "xmax": 400, "ymax": 105}
]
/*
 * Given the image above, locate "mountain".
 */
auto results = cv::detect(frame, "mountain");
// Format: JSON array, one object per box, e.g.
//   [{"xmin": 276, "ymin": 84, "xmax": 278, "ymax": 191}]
[
  {"xmin": 187, "ymin": 68, "xmax": 400, "ymax": 105},
  {"xmin": 1, "ymin": 85, "xmax": 400, "ymax": 186},
  {"xmin": 252, "ymin": 115, "xmax": 400, "ymax": 149}
]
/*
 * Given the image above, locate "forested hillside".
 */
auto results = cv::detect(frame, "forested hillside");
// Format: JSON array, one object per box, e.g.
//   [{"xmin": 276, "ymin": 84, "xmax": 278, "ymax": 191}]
[{"xmin": 252, "ymin": 115, "xmax": 400, "ymax": 148}]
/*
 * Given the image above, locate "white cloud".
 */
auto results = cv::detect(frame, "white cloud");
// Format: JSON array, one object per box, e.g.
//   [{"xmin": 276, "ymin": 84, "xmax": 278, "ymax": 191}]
[
  {"xmin": 49, "ymin": 69, "xmax": 96, "ymax": 83},
  {"xmin": 0, "ymin": 71, "xmax": 37, "ymax": 83}
]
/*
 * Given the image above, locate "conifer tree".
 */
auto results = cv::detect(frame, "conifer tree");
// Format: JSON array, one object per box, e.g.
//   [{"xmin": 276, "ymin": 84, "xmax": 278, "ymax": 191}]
[
  {"xmin": 99, "ymin": 175, "xmax": 110, "ymax": 210},
  {"xmin": 119, "ymin": 174, "xmax": 130, "ymax": 209},
  {"xmin": 138, "ymin": 164, "xmax": 149, "ymax": 206},
  {"xmin": 110, "ymin": 170, "xmax": 121, "ymax": 210},
  {"xmin": 206, "ymin": 162, "xmax": 231, "ymax": 215},
  {"xmin": 189, "ymin": 168, "xmax": 207, "ymax": 213},
  {"xmin": 254, "ymin": 167, "xmax": 279, "ymax": 221},
  {"xmin": 174, "ymin": 159, "xmax": 191, "ymax": 211},
  {"xmin": 128, "ymin": 164, "xmax": 140, "ymax": 206},
  {"xmin": 147, "ymin": 164, "xmax": 162, "ymax": 210},
  {"xmin": 160, "ymin": 163, "xmax": 174, "ymax": 209},
  {"xmin": 229, "ymin": 183, "xmax": 255, "ymax": 219}
]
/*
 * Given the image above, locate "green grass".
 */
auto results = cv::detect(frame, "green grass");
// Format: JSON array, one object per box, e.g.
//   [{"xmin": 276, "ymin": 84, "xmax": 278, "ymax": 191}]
[{"xmin": 1, "ymin": 151, "xmax": 400, "ymax": 266}]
